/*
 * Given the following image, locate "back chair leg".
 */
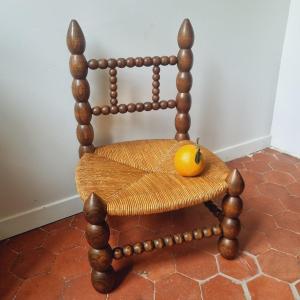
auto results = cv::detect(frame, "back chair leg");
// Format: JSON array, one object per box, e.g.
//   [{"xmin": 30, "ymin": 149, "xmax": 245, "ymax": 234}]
[
  {"xmin": 83, "ymin": 193, "xmax": 116, "ymax": 293},
  {"xmin": 218, "ymin": 169, "xmax": 244, "ymax": 259}
]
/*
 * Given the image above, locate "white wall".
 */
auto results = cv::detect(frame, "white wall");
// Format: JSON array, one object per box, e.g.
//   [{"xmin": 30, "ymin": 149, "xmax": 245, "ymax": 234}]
[
  {"xmin": 0, "ymin": 0, "xmax": 290, "ymax": 238},
  {"xmin": 271, "ymin": 0, "xmax": 300, "ymax": 158}
]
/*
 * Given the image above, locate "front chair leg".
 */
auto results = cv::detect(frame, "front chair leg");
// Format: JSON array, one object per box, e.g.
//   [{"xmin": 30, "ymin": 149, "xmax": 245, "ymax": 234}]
[
  {"xmin": 83, "ymin": 193, "xmax": 116, "ymax": 293},
  {"xmin": 218, "ymin": 169, "xmax": 244, "ymax": 259}
]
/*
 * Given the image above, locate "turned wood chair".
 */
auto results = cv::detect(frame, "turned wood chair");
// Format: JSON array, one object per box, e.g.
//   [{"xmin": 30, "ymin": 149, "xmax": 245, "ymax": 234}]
[{"xmin": 67, "ymin": 19, "xmax": 245, "ymax": 293}]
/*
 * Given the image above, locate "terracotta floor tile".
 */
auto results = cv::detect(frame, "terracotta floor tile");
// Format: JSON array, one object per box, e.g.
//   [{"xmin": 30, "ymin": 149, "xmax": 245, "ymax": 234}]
[
  {"xmin": 139, "ymin": 211, "xmax": 174, "ymax": 234},
  {"xmin": 155, "ymin": 273, "xmax": 201, "ymax": 300},
  {"xmin": 71, "ymin": 213, "xmax": 87, "ymax": 231},
  {"xmin": 242, "ymin": 210, "xmax": 277, "ymax": 234},
  {"xmin": 275, "ymin": 152, "xmax": 300, "ymax": 164},
  {"xmin": 240, "ymin": 229, "xmax": 271, "ymax": 255},
  {"xmin": 252, "ymin": 152, "xmax": 278, "ymax": 163},
  {"xmin": 43, "ymin": 227, "xmax": 84, "ymax": 254},
  {"xmin": 264, "ymin": 170, "xmax": 295, "ymax": 186},
  {"xmin": 15, "ymin": 274, "xmax": 63, "ymax": 300},
  {"xmin": 263, "ymin": 147, "xmax": 280, "ymax": 155},
  {"xmin": 266, "ymin": 228, "xmax": 300, "ymax": 256},
  {"xmin": 63, "ymin": 273, "xmax": 106, "ymax": 300},
  {"xmin": 226, "ymin": 159, "xmax": 245, "ymax": 170},
  {"xmin": 245, "ymin": 160, "xmax": 271, "ymax": 173},
  {"xmin": 108, "ymin": 215, "xmax": 140, "ymax": 232},
  {"xmin": 290, "ymin": 168, "xmax": 300, "ymax": 180},
  {"xmin": 0, "ymin": 271, "xmax": 22, "ymax": 300},
  {"xmin": 191, "ymin": 235, "xmax": 219, "ymax": 255},
  {"xmin": 257, "ymin": 182, "xmax": 290, "ymax": 199},
  {"xmin": 201, "ymin": 275, "xmax": 245, "ymax": 300},
  {"xmin": 118, "ymin": 226, "xmax": 156, "ymax": 246},
  {"xmin": 258, "ymin": 249, "xmax": 300, "ymax": 283},
  {"xmin": 287, "ymin": 181, "xmax": 300, "ymax": 197},
  {"xmin": 41, "ymin": 216, "xmax": 73, "ymax": 232},
  {"xmin": 245, "ymin": 195, "xmax": 284, "ymax": 215},
  {"xmin": 270, "ymin": 160, "xmax": 298, "ymax": 173},
  {"xmin": 52, "ymin": 246, "xmax": 90, "ymax": 280},
  {"xmin": 217, "ymin": 252, "xmax": 258, "ymax": 280},
  {"xmin": 109, "ymin": 273, "xmax": 153, "ymax": 300},
  {"xmin": 132, "ymin": 248, "xmax": 175, "ymax": 282},
  {"xmin": 7, "ymin": 229, "xmax": 48, "ymax": 252},
  {"xmin": 240, "ymin": 169, "xmax": 265, "ymax": 186},
  {"xmin": 11, "ymin": 247, "xmax": 55, "ymax": 279},
  {"xmin": 279, "ymin": 195, "xmax": 300, "ymax": 213},
  {"xmin": 175, "ymin": 243, "xmax": 217, "ymax": 280},
  {"xmin": 247, "ymin": 275, "xmax": 294, "ymax": 300},
  {"xmin": 275, "ymin": 211, "xmax": 300, "ymax": 233},
  {"xmin": 0, "ymin": 242, "xmax": 18, "ymax": 272}
]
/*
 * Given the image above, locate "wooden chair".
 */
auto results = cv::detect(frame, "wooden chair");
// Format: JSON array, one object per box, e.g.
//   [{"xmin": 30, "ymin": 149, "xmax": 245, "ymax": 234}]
[{"xmin": 67, "ymin": 19, "xmax": 245, "ymax": 293}]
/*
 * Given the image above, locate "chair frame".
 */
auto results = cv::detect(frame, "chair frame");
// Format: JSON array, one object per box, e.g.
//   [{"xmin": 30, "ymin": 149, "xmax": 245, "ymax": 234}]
[{"xmin": 67, "ymin": 19, "xmax": 244, "ymax": 293}]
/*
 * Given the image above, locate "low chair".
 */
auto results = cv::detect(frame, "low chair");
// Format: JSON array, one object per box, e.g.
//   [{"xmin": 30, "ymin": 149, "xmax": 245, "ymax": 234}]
[{"xmin": 67, "ymin": 19, "xmax": 245, "ymax": 293}]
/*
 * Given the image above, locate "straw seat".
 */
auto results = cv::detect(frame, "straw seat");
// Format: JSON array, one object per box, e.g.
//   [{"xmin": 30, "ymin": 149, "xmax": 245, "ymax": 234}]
[{"xmin": 76, "ymin": 139, "xmax": 229, "ymax": 216}]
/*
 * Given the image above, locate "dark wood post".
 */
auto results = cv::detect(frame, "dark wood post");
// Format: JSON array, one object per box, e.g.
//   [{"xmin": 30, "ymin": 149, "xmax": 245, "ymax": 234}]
[
  {"xmin": 67, "ymin": 20, "xmax": 95, "ymax": 158},
  {"xmin": 218, "ymin": 169, "xmax": 244, "ymax": 259},
  {"xmin": 175, "ymin": 19, "xmax": 194, "ymax": 141},
  {"xmin": 84, "ymin": 193, "xmax": 116, "ymax": 293}
]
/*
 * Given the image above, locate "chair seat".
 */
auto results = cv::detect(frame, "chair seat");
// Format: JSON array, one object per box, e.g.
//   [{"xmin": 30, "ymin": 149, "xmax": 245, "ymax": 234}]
[{"xmin": 75, "ymin": 139, "xmax": 229, "ymax": 216}]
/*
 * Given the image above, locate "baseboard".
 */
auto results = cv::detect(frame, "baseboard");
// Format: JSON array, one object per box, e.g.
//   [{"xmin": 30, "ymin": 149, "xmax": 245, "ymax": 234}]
[
  {"xmin": 0, "ymin": 135, "xmax": 271, "ymax": 240},
  {"xmin": 214, "ymin": 135, "xmax": 272, "ymax": 162},
  {"xmin": 0, "ymin": 195, "xmax": 83, "ymax": 240}
]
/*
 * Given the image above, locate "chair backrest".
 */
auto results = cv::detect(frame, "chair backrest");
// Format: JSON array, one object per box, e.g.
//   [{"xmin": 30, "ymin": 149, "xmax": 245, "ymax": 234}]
[{"xmin": 67, "ymin": 19, "xmax": 194, "ymax": 158}]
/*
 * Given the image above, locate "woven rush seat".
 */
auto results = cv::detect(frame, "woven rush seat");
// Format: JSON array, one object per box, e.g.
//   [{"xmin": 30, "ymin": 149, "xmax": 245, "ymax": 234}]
[{"xmin": 76, "ymin": 139, "xmax": 229, "ymax": 216}]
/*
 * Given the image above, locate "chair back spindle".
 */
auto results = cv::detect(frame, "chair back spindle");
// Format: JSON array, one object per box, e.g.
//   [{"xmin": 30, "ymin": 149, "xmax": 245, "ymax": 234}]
[{"xmin": 67, "ymin": 19, "xmax": 194, "ymax": 157}]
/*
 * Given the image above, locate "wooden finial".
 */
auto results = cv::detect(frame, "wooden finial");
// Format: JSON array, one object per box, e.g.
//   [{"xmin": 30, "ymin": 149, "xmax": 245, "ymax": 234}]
[
  {"xmin": 177, "ymin": 19, "xmax": 194, "ymax": 49},
  {"xmin": 83, "ymin": 193, "xmax": 107, "ymax": 225},
  {"xmin": 226, "ymin": 169, "xmax": 245, "ymax": 196},
  {"xmin": 67, "ymin": 20, "xmax": 86, "ymax": 54}
]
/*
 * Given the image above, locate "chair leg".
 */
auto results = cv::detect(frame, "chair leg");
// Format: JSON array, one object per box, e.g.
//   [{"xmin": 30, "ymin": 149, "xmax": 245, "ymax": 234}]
[
  {"xmin": 218, "ymin": 169, "xmax": 244, "ymax": 259},
  {"xmin": 83, "ymin": 193, "xmax": 116, "ymax": 293}
]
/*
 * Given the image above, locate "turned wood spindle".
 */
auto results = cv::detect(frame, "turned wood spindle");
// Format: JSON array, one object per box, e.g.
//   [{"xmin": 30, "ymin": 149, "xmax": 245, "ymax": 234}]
[
  {"xmin": 175, "ymin": 19, "xmax": 194, "ymax": 141},
  {"xmin": 84, "ymin": 193, "xmax": 116, "ymax": 293},
  {"xmin": 109, "ymin": 68, "xmax": 118, "ymax": 106},
  {"xmin": 152, "ymin": 66, "xmax": 160, "ymax": 102},
  {"xmin": 218, "ymin": 169, "xmax": 244, "ymax": 260},
  {"xmin": 67, "ymin": 20, "xmax": 95, "ymax": 158}
]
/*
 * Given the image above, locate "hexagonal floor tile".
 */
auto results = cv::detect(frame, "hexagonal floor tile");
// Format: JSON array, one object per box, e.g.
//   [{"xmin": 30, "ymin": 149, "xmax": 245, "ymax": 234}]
[
  {"xmin": 257, "ymin": 183, "xmax": 290, "ymax": 200},
  {"xmin": 15, "ymin": 274, "xmax": 63, "ymax": 300},
  {"xmin": 118, "ymin": 226, "xmax": 156, "ymax": 246},
  {"xmin": 266, "ymin": 228, "xmax": 300, "ymax": 256},
  {"xmin": 287, "ymin": 182, "xmax": 300, "ymax": 197},
  {"xmin": 245, "ymin": 160, "xmax": 271, "ymax": 173},
  {"xmin": 139, "ymin": 211, "xmax": 174, "ymax": 234},
  {"xmin": 279, "ymin": 195, "xmax": 300, "ymax": 213},
  {"xmin": 245, "ymin": 195, "xmax": 284, "ymax": 215},
  {"xmin": 258, "ymin": 249, "xmax": 300, "ymax": 283},
  {"xmin": 11, "ymin": 247, "xmax": 55, "ymax": 279},
  {"xmin": 155, "ymin": 273, "xmax": 201, "ymax": 300},
  {"xmin": 71, "ymin": 213, "xmax": 87, "ymax": 231},
  {"xmin": 108, "ymin": 215, "xmax": 140, "ymax": 232},
  {"xmin": 7, "ymin": 229, "xmax": 48, "ymax": 252},
  {"xmin": 275, "ymin": 210, "xmax": 300, "ymax": 233},
  {"xmin": 51, "ymin": 246, "xmax": 90, "ymax": 280},
  {"xmin": 242, "ymin": 210, "xmax": 277, "ymax": 234},
  {"xmin": 174, "ymin": 243, "xmax": 217, "ymax": 280},
  {"xmin": 217, "ymin": 252, "xmax": 258, "ymax": 280},
  {"xmin": 41, "ymin": 216, "xmax": 73, "ymax": 232},
  {"xmin": 63, "ymin": 273, "xmax": 106, "ymax": 300},
  {"xmin": 0, "ymin": 241, "xmax": 18, "ymax": 272},
  {"xmin": 247, "ymin": 275, "xmax": 294, "ymax": 300},
  {"xmin": 240, "ymin": 229, "xmax": 271, "ymax": 255},
  {"xmin": 43, "ymin": 227, "xmax": 84, "ymax": 254},
  {"xmin": 252, "ymin": 152, "xmax": 278, "ymax": 163},
  {"xmin": 264, "ymin": 170, "xmax": 295, "ymax": 186},
  {"xmin": 0, "ymin": 271, "xmax": 22, "ymax": 300},
  {"xmin": 109, "ymin": 273, "xmax": 153, "ymax": 300},
  {"xmin": 201, "ymin": 275, "xmax": 245, "ymax": 300},
  {"xmin": 270, "ymin": 160, "xmax": 297, "ymax": 173},
  {"xmin": 132, "ymin": 248, "xmax": 175, "ymax": 282}
]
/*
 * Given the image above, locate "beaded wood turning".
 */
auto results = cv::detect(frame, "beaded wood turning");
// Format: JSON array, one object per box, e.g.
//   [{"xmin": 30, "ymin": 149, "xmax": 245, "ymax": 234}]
[{"xmin": 67, "ymin": 19, "xmax": 245, "ymax": 294}]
